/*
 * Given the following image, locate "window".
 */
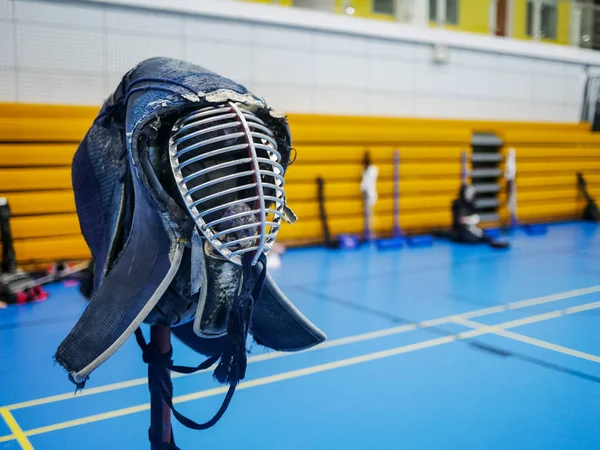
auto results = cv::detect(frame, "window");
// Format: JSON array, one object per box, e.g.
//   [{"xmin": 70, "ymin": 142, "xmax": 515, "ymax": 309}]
[
  {"xmin": 526, "ymin": 0, "xmax": 557, "ymax": 39},
  {"xmin": 446, "ymin": 0, "xmax": 458, "ymax": 25},
  {"xmin": 292, "ymin": 0, "xmax": 334, "ymax": 11},
  {"xmin": 526, "ymin": 1, "xmax": 533, "ymax": 35},
  {"xmin": 540, "ymin": 2, "xmax": 557, "ymax": 39},
  {"xmin": 429, "ymin": 0, "xmax": 437, "ymax": 21},
  {"xmin": 373, "ymin": 0, "xmax": 395, "ymax": 15},
  {"xmin": 429, "ymin": 0, "xmax": 459, "ymax": 25}
]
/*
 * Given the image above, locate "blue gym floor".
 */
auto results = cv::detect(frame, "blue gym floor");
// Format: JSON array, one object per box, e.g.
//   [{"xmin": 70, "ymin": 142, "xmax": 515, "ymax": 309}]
[{"xmin": 1, "ymin": 222, "xmax": 600, "ymax": 450}]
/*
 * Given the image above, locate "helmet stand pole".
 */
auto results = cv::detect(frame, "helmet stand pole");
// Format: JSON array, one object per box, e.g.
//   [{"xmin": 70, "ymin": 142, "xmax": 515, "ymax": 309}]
[{"xmin": 148, "ymin": 324, "xmax": 174, "ymax": 449}]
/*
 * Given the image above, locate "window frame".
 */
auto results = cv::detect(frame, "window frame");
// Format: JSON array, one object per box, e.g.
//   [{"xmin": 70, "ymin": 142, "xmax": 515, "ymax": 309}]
[
  {"xmin": 372, "ymin": 0, "xmax": 395, "ymax": 16},
  {"xmin": 445, "ymin": 0, "xmax": 459, "ymax": 26},
  {"xmin": 429, "ymin": 0, "xmax": 460, "ymax": 27},
  {"xmin": 526, "ymin": 0, "xmax": 558, "ymax": 40}
]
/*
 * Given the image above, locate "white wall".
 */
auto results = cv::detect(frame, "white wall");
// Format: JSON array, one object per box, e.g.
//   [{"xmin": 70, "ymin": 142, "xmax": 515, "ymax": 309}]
[{"xmin": 0, "ymin": 0, "xmax": 597, "ymax": 122}]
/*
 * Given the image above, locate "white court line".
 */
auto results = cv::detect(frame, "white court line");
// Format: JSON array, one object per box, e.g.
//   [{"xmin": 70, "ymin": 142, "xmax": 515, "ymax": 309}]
[
  {"xmin": 482, "ymin": 311, "xmax": 565, "ymax": 329},
  {"xmin": 4, "ymin": 284, "xmax": 600, "ymax": 412},
  {"xmin": 1, "ymin": 296, "xmax": 600, "ymax": 443},
  {"xmin": 2, "ymin": 323, "xmax": 419, "ymax": 411},
  {"xmin": 420, "ymin": 285, "xmax": 600, "ymax": 326},
  {"xmin": 453, "ymin": 316, "xmax": 600, "ymax": 363},
  {"xmin": 565, "ymin": 300, "xmax": 600, "ymax": 315},
  {"xmin": 21, "ymin": 335, "xmax": 458, "ymax": 439}
]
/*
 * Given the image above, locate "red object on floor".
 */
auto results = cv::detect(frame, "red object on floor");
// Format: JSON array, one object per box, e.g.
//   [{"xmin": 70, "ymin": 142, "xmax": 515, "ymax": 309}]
[{"xmin": 16, "ymin": 291, "xmax": 28, "ymax": 304}]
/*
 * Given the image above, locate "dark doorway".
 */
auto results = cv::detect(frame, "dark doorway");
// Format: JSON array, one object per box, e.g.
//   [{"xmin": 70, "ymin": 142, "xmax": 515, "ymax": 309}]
[{"xmin": 496, "ymin": 0, "xmax": 508, "ymax": 36}]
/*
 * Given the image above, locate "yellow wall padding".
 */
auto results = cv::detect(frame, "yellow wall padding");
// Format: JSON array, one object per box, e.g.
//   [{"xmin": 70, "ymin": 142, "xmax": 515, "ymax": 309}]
[
  {"xmin": 287, "ymin": 114, "xmax": 591, "ymax": 133},
  {"xmin": 291, "ymin": 126, "xmax": 471, "ymax": 145},
  {"xmin": 515, "ymin": 174, "xmax": 600, "ymax": 188},
  {"xmin": 0, "ymin": 118, "xmax": 91, "ymax": 142},
  {"xmin": 11, "ymin": 214, "xmax": 81, "ymax": 239},
  {"xmin": 503, "ymin": 131, "xmax": 600, "ymax": 145},
  {"xmin": 0, "ymin": 105, "xmax": 585, "ymax": 133},
  {"xmin": 514, "ymin": 161, "xmax": 600, "ymax": 173},
  {"xmin": 278, "ymin": 210, "xmax": 452, "ymax": 241},
  {"xmin": 496, "ymin": 136, "xmax": 600, "ymax": 225},
  {"xmin": 505, "ymin": 147, "xmax": 600, "ymax": 159},
  {"xmin": 285, "ymin": 163, "xmax": 460, "ymax": 183},
  {"xmin": 0, "ymin": 144, "xmax": 77, "ymax": 166},
  {"xmin": 1, "ymin": 191, "xmax": 76, "ymax": 215},
  {"xmin": 0, "ymin": 103, "xmax": 588, "ymax": 132},
  {"xmin": 285, "ymin": 178, "xmax": 459, "ymax": 202},
  {"xmin": 293, "ymin": 146, "xmax": 463, "ymax": 163},
  {"xmin": 498, "ymin": 187, "xmax": 600, "ymax": 204},
  {"xmin": 0, "ymin": 103, "xmax": 99, "ymax": 119},
  {"xmin": 291, "ymin": 195, "xmax": 453, "ymax": 220},
  {"xmin": 2, "ymin": 236, "xmax": 90, "ymax": 263},
  {"xmin": 0, "ymin": 168, "xmax": 72, "ymax": 191},
  {"xmin": 500, "ymin": 201, "xmax": 586, "ymax": 221},
  {"xmin": 2, "ymin": 102, "xmax": 598, "ymax": 250}
]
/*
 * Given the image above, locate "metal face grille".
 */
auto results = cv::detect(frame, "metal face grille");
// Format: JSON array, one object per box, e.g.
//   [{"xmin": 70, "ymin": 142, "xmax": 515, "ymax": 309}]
[{"xmin": 169, "ymin": 102, "xmax": 285, "ymax": 266}]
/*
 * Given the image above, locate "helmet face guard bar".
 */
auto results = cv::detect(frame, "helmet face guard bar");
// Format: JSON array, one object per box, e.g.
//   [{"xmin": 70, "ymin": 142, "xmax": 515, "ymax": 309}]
[{"xmin": 169, "ymin": 102, "xmax": 285, "ymax": 266}]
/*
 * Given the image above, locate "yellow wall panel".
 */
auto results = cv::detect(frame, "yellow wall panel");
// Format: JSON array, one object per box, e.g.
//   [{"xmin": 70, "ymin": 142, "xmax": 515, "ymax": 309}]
[
  {"xmin": 517, "ymin": 174, "xmax": 600, "ymax": 188},
  {"xmin": 6, "ymin": 236, "xmax": 90, "ymax": 263},
  {"xmin": 292, "ymin": 198, "xmax": 394, "ymax": 219},
  {"xmin": 0, "ymin": 144, "xmax": 77, "ymax": 167},
  {"xmin": 278, "ymin": 210, "xmax": 451, "ymax": 242},
  {"xmin": 503, "ymin": 131, "xmax": 600, "ymax": 145},
  {"xmin": 458, "ymin": 0, "xmax": 489, "ymax": 34},
  {"xmin": 516, "ymin": 161, "xmax": 600, "ymax": 173},
  {"xmin": 293, "ymin": 146, "xmax": 463, "ymax": 163},
  {"xmin": 508, "ymin": 201, "xmax": 582, "ymax": 219},
  {"xmin": 0, "ymin": 103, "xmax": 98, "ymax": 119},
  {"xmin": 11, "ymin": 214, "xmax": 81, "ymax": 239},
  {"xmin": 557, "ymin": 1, "xmax": 570, "ymax": 45},
  {"xmin": 291, "ymin": 125, "xmax": 471, "ymax": 145},
  {"xmin": 499, "ymin": 186, "xmax": 600, "ymax": 202},
  {"xmin": 288, "ymin": 114, "xmax": 590, "ymax": 133},
  {"xmin": 505, "ymin": 147, "xmax": 600, "ymax": 159},
  {"xmin": 513, "ymin": 0, "xmax": 528, "ymax": 40},
  {"xmin": 291, "ymin": 195, "xmax": 453, "ymax": 220},
  {"xmin": 2, "ymin": 191, "xmax": 76, "ymax": 216},
  {"xmin": 0, "ymin": 118, "xmax": 89, "ymax": 142},
  {"xmin": 0, "ymin": 168, "xmax": 72, "ymax": 191},
  {"xmin": 2, "ymin": 102, "xmax": 598, "ymax": 250},
  {"xmin": 285, "ymin": 162, "xmax": 460, "ymax": 182},
  {"xmin": 285, "ymin": 178, "xmax": 460, "ymax": 202}
]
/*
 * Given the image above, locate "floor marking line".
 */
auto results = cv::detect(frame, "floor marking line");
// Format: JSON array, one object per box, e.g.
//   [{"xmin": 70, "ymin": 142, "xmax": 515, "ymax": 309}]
[
  {"xmin": 21, "ymin": 335, "xmax": 458, "ymax": 439},
  {"xmin": 3, "ymin": 323, "xmax": 420, "ymax": 411},
  {"xmin": 22, "ymin": 404, "xmax": 150, "ymax": 438},
  {"xmin": 0, "ymin": 408, "xmax": 34, "ymax": 450},
  {"xmin": 453, "ymin": 317, "xmax": 600, "ymax": 363},
  {"xmin": 506, "ymin": 286, "xmax": 600, "ymax": 310},
  {"xmin": 486, "ymin": 311, "xmax": 565, "ymax": 329},
  {"xmin": 565, "ymin": 300, "xmax": 600, "ymax": 315},
  {"xmin": 423, "ymin": 285, "xmax": 600, "ymax": 326},
  {"xmin": 497, "ymin": 330, "xmax": 600, "ymax": 363},
  {"xmin": 2, "ymin": 297, "xmax": 600, "ymax": 443},
  {"xmin": 456, "ymin": 328, "xmax": 489, "ymax": 339},
  {"xmin": 3, "ymin": 284, "xmax": 600, "ymax": 412}
]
